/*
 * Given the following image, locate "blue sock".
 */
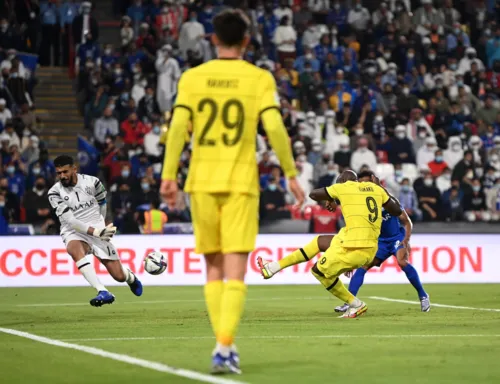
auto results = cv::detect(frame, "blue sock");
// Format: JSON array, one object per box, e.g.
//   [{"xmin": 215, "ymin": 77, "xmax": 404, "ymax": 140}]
[
  {"xmin": 348, "ymin": 268, "xmax": 367, "ymax": 296},
  {"xmin": 402, "ymin": 264, "xmax": 427, "ymax": 298}
]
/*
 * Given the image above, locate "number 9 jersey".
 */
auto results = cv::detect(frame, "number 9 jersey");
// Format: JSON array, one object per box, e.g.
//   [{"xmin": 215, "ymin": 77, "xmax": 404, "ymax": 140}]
[
  {"xmin": 325, "ymin": 181, "xmax": 390, "ymax": 249},
  {"xmin": 172, "ymin": 59, "xmax": 283, "ymax": 197}
]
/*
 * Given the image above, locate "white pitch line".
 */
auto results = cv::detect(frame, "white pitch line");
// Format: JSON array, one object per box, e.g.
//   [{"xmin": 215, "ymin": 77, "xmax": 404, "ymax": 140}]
[
  {"xmin": 368, "ymin": 296, "xmax": 500, "ymax": 312},
  {"xmin": 0, "ymin": 327, "xmax": 246, "ymax": 384},
  {"xmin": 60, "ymin": 334, "xmax": 500, "ymax": 342},
  {"xmin": 15, "ymin": 297, "xmax": 327, "ymax": 308}
]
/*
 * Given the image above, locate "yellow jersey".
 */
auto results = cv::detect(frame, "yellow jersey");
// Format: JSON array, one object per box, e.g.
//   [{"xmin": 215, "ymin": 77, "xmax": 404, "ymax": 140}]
[
  {"xmin": 325, "ymin": 181, "xmax": 390, "ymax": 248},
  {"xmin": 162, "ymin": 59, "xmax": 297, "ymax": 196}
]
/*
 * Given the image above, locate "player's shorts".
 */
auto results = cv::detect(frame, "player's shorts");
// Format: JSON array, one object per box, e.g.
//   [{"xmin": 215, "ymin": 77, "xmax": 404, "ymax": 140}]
[
  {"xmin": 190, "ymin": 192, "xmax": 258, "ymax": 255},
  {"xmin": 317, "ymin": 235, "xmax": 377, "ymax": 279},
  {"xmin": 375, "ymin": 233, "xmax": 405, "ymax": 263},
  {"xmin": 62, "ymin": 232, "xmax": 120, "ymax": 261}
]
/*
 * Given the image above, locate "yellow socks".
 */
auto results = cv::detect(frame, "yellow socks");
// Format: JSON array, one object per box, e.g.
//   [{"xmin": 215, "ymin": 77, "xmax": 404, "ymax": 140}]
[
  {"xmin": 217, "ymin": 280, "xmax": 247, "ymax": 346},
  {"xmin": 204, "ymin": 280, "xmax": 223, "ymax": 337},
  {"xmin": 278, "ymin": 236, "xmax": 320, "ymax": 270}
]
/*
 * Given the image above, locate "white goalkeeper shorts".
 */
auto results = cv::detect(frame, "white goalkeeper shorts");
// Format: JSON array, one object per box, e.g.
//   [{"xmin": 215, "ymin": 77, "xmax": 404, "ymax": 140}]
[{"xmin": 62, "ymin": 232, "xmax": 120, "ymax": 261}]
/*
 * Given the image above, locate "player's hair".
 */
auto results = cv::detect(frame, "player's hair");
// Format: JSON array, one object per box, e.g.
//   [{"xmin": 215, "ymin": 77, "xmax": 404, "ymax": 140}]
[
  {"xmin": 358, "ymin": 170, "xmax": 375, "ymax": 180},
  {"xmin": 336, "ymin": 170, "xmax": 358, "ymax": 184},
  {"xmin": 54, "ymin": 155, "xmax": 74, "ymax": 168},
  {"xmin": 213, "ymin": 9, "xmax": 250, "ymax": 47}
]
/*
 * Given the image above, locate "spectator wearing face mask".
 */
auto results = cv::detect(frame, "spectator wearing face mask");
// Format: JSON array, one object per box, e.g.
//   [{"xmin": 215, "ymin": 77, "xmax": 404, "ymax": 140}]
[
  {"xmin": 333, "ymin": 135, "xmax": 352, "ymax": 169},
  {"xmin": 417, "ymin": 137, "xmax": 438, "ymax": 170},
  {"xmin": 477, "ymin": 94, "xmax": 499, "ymax": 126},
  {"xmin": 388, "ymin": 125, "xmax": 415, "ymax": 164},
  {"xmin": 94, "ymin": 107, "xmax": 119, "ymax": 151},
  {"xmin": 350, "ymin": 137, "xmax": 377, "ymax": 173},
  {"xmin": 144, "ymin": 120, "xmax": 163, "ymax": 162},
  {"xmin": 23, "ymin": 176, "xmax": 52, "ymax": 226},
  {"xmin": 0, "ymin": 177, "xmax": 19, "ymax": 223},
  {"xmin": 134, "ymin": 176, "xmax": 160, "ymax": 208},
  {"xmin": 0, "ymin": 99, "xmax": 12, "ymax": 128},
  {"xmin": 436, "ymin": 167, "xmax": 452, "ymax": 193},
  {"xmin": 468, "ymin": 135, "xmax": 487, "ymax": 166},
  {"xmin": 348, "ymin": 0, "xmax": 370, "ymax": 35},
  {"xmin": 155, "ymin": 44, "xmax": 181, "ymax": 113},
  {"xmin": 121, "ymin": 113, "xmax": 148, "ymax": 146},
  {"xmin": 428, "ymin": 149, "xmax": 448, "ymax": 177},
  {"xmin": 417, "ymin": 174, "xmax": 442, "ymax": 221},
  {"xmin": 444, "ymin": 136, "xmax": 464, "ymax": 170},
  {"xmin": 138, "ymin": 85, "xmax": 160, "ymax": 122},
  {"xmin": 259, "ymin": 176, "xmax": 289, "ymax": 221},
  {"xmin": 4, "ymin": 162, "xmax": 25, "ymax": 198},
  {"xmin": 295, "ymin": 47, "xmax": 320, "ymax": 73},
  {"xmin": 398, "ymin": 178, "xmax": 422, "ymax": 222},
  {"xmin": 442, "ymin": 185, "xmax": 464, "ymax": 221},
  {"xmin": 406, "ymin": 108, "xmax": 433, "ymax": 141},
  {"xmin": 273, "ymin": 16, "xmax": 297, "ymax": 65},
  {"xmin": 21, "ymin": 135, "xmax": 40, "ymax": 165},
  {"xmin": 316, "ymin": 161, "xmax": 337, "ymax": 188},
  {"xmin": 489, "ymin": 136, "xmax": 500, "ymax": 158},
  {"xmin": 397, "ymin": 84, "xmax": 420, "ymax": 117},
  {"xmin": 464, "ymin": 179, "xmax": 489, "ymax": 221}
]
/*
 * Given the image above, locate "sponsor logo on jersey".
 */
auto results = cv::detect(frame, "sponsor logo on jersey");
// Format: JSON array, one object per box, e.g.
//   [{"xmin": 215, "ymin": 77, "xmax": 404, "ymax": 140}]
[
  {"xmin": 70, "ymin": 200, "xmax": 95, "ymax": 212},
  {"xmin": 85, "ymin": 186, "xmax": 93, "ymax": 195}
]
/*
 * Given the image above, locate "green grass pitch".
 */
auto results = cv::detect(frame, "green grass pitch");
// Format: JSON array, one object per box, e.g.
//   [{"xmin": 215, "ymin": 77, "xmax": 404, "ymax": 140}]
[{"xmin": 1, "ymin": 284, "xmax": 500, "ymax": 384}]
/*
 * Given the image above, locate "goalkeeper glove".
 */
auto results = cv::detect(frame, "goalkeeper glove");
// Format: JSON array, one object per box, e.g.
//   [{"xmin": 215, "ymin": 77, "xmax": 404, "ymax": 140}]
[{"xmin": 92, "ymin": 223, "xmax": 117, "ymax": 241}]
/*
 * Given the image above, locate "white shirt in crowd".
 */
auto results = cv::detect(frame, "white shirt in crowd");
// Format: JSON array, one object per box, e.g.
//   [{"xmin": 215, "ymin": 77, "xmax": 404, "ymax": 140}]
[
  {"xmin": 274, "ymin": 6, "xmax": 293, "ymax": 24},
  {"xmin": 178, "ymin": 18, "xmax": 205, "ymax": 59},
  {"xmin": 0, "ymin": 103, "xmax": 12, "ymax": 127},
  {"xmin": 273, "ymin": 25, "xmax": 297, "ymax": 53},
  {"xmin": 156, "ymin": 51, "xmax": 181, "ymax": 113},
  {"xmin": 308, "ymin": 0, "xmax": 330, "ymax": 12},
  {"xmin": 350, "ymin": 147, "xmax": 377, "ymax": 173},
  {"xmin": 348, "ymin": 6, "xmax": 371, "ymax": 31},
  {"xmin": 94, "ymin": 116, "xmax": 119, "ymax": 145},
  {"xmin": 144, "ymin": 130, "xmax": 162, "ymax": 158}
]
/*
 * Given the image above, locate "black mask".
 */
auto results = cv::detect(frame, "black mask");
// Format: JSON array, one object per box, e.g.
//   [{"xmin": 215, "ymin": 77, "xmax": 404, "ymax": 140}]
[{"xmin": 35, "ymin": 183, "xmax": 45, "ymax": 190}]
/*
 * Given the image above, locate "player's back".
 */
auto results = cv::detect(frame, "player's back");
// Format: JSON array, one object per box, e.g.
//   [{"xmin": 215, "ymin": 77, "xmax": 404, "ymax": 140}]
[
  {"xmin": 379, "ymin": 209, "xmax": 404, "ymax": 242},
  {"xmin": 176, "ymin": 60, "xmax": 276, "ymax": 197},
  {"xmin": 326, "ymin": 181, "xmax": 389, "ymax": 248}
]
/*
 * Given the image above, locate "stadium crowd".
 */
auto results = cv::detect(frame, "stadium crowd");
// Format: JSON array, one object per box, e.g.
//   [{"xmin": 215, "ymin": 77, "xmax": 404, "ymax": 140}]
[{"xmin": 2, "ymin": 0, "xmax": 500, "ymax": 234}]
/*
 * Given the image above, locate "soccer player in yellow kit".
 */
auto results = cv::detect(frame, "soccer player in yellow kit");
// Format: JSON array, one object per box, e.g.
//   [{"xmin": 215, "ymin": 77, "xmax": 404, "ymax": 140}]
[
  {"xmin": 160, "ymin": 9, "xmax": 304, "ymax": 375},
  {"xmin": 259, "ymin": 170, "xmax": 402, "ymax": 318}
]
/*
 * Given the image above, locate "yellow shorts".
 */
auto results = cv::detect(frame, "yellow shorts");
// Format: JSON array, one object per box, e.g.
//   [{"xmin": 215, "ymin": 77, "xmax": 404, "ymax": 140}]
[
  {"xmin": 317, "ymin": 239, "xmax": 377, "ymax": 280},
  {"xmin": 190, "ymin": 192, "xmax": 259, "ymax": 255}
]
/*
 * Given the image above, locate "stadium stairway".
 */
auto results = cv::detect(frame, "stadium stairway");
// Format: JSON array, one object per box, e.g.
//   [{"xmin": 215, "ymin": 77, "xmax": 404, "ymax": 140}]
[{"xmin": 35, "ymin": 67, "xmax": 81, "ymax": 158}]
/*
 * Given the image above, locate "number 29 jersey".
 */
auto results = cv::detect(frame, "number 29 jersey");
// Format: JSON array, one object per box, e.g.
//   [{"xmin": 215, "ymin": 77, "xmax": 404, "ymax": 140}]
[
  {"xmin": 325, "ymin": 181, "xmax": 390, "ymax": 249},
  {"xmin": 173, "ymin": 59, "xmax": 281, "ymax": 197}
]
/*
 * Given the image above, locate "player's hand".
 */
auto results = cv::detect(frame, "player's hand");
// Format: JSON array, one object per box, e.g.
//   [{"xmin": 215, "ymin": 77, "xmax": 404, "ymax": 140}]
[
  {"xmin": 160, "ymin": 179, "xmax": 178, "ymax": 206},
  {"xmin": 371, "ymin": 174, "xmax": 381, "ymax": 186},
  {"xmin": 344, "ymin": 270, "xmax": 353, "ymax": 278},
  {"xmin": 93, "ymin": 224, "xmax": 117, "ymax": 242},
  {"xmin": 288, "ymin": 177, "xmax": 305, "ymax": 208},
  {"xmin": 324, "ymin": 200, "xmax": 336, "ymax": 212},
  {"xmin": 402, "ymin": 239, "xmax": 411, "ymax": 258}
]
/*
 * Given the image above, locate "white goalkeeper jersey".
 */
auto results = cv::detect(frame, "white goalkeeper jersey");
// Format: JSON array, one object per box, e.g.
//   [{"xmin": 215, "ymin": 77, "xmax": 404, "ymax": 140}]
[{"xmin": 48, "ymin": 174, "xmax": 107, "ymax": 237}]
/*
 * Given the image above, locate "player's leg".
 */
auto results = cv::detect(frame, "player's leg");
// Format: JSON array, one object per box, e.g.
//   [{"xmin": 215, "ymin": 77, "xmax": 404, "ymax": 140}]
[
  {"xmin": 313, "ymin": 246, "xmax": 375, "ymax": 318},
  {"xmin": 95, "ymin": 240, "xmax": 143, "ymax": 296},
  {"xmin": 258, "ymin": 235, "xmax": 333, "ymax": 278},
  {"xmin": 335, "ymin": 257, "xmax": 382, "ymax": 313},
  {"xmin": 395, "ymin": 245, "xmax": 430, "ymax": 312},
  {"xmin": 66, "ymin": 239, "xmax": 113, "ymax": 306},
  {"xmin": 204, "ymin": 253, "xmax": 224, "ymax": 337},
  {"xmin": 212, "ymin": 193, "xmax": 258, "ymax": 374}
]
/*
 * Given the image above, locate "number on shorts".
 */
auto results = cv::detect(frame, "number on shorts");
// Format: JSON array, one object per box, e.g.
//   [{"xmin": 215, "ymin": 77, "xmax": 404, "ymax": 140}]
[
  {"xmin": 198, "ymin": 98, "xmax": 244, "ymax": 146},
  {"xmin": 366, "ymin": 196, "xmax": 378, "ymax": 223}
]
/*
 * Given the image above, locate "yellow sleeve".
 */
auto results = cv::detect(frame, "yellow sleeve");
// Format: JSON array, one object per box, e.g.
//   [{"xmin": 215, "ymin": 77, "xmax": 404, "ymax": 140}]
[
  {"xmin": 378, "ymin": 185, "xmax": 390, "ymax": 204},
  {"xmin": 161, "ymin": 74, "xmax": 191, "ymax": 181},
  {"xmin": 259, "ymin": 72, "xmax": 297, "ymax": 179},
  {"xmin": 325, "ymin": 184, "xmax": 339, "ymax": 200},
  {"xmin": 259, "ymin": 71, "xmax": 281, "ymax": 113}
]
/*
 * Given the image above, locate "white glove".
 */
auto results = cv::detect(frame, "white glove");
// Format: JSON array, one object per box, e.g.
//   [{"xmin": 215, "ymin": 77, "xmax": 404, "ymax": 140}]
[{"xmin": 92, "ymin": 224, "xmax": 117, "ymax": 241}]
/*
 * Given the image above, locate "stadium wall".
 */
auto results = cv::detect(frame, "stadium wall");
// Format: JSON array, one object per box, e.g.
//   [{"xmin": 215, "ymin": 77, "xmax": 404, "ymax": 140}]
[{"xmin": 0, "ymin": 234, "xmax": 497, "ymax": 287}]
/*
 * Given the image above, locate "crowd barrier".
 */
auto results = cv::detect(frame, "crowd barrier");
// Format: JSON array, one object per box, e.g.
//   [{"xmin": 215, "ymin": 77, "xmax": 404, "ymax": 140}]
[{"xmin": 0, "ymin": 234, "xmax": 497, "ymax": 287}]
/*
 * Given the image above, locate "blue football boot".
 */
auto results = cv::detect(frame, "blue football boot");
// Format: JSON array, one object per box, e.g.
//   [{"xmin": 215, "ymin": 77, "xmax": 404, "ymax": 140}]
[
  {"xmin": 90, "ymin": 290, "xmax": 115, "ymax": 307},
  {"xmin": 128, "ymin": 274, "xmax": 143, "ymax": 296}
]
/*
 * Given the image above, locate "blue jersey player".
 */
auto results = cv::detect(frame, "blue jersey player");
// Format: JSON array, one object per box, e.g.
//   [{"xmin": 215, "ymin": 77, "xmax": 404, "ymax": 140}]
[{"xmin": 334, "ymin": 171, "xmax": 430, "ymax": 313}]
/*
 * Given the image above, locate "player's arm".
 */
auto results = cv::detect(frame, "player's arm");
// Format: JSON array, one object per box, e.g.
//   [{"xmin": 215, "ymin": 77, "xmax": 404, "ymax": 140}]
[
  {"xmin": 161, "ymin": 73, "xmax": 191, "ymax": 182},
  {"xmin": 398, "ymin": 208, "xmax": 412, "ymax": 247},
  {"xmin": 92, "ymin": 177, "xmax": 107, "ymax": 219},
  {"xmin": 310, "ymin": 184, "xmax": 339, "ymax": 204},
  {"xmin": 259, "ymin": 72, "xmax": 304, "ymax": 205},
  {"xmin": 48, "ymin": 191, "xmax": 116, "ymax": 241}
]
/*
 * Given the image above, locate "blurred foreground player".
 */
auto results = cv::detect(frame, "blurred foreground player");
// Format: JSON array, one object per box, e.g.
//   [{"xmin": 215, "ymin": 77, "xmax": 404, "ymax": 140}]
[
  {"xmin": 334, "ymin": 171, "xmax": 430, "ymax": 313},
  {"xmin": 259, "ymin": 170, "xmax": 402, "ymax": 318},
  {"xmin": 48, "ymin": 156, "xmax": 142, "ymax": 306},
  {"xmin": 160, "ymin": 9, "xmax": 304, "ymax": 375}
]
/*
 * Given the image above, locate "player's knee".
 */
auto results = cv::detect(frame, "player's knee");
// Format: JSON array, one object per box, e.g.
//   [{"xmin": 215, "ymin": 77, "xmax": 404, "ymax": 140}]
[
  {"xmin": 110, "ymin": 267, "xmax": 126, "ymax": 282},
  {"xmin": 317, "ymin": 235, "xmax": 333, "ymax": 252},
  {"xmin": 397, "ymin": 257, "xmax": 408, "ymax": 268}
]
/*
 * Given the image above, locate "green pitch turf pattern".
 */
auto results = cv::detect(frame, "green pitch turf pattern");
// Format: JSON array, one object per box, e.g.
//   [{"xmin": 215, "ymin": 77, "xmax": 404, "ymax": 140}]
[{"xmin": 1, "ymin": 284, "xmax": 500, "ymax": 384}]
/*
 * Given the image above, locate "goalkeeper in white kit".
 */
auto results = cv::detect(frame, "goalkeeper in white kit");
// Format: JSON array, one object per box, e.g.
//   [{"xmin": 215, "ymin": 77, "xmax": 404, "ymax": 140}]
[{"xmin": 48, "ymin": 155, "xmax": 143, "ymax": 306}]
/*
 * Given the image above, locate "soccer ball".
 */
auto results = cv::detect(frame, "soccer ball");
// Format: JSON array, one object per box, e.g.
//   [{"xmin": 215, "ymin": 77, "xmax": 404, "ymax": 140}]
[{"xmin": 144, "ymin": 251, "xmax": 167, "ymax": 275}]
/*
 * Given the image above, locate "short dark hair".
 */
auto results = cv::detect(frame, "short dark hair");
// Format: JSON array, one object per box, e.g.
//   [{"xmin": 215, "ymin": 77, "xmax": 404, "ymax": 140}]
[
  {"xmin": 54, "ymin": 155, "xmax": 74, "ymax": 168},
  {"xmin": 213, "ymin": 9, "xmax": 250, "ymax": 47},
  {"xmin": 358, "ymin": 170, "xmax": 374, "ymax": 179}
]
